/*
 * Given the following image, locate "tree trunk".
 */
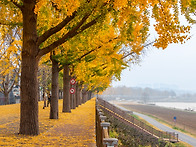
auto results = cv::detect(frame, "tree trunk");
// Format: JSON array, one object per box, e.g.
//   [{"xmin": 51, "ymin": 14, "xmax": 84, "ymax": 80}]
[
  {"xmin": 59, "ymin": 90, "xmax": 63, "ymax": 99},
  {"xmin": 50, "ymin": 58, "xmax": 59, "ymax": 119},
  {"xmin": 70, "ymin": 80, "xmax": 76, "ymax": 109},
  {"xmin": 70, "ymin": 86, "xmax": 73, "ymax": 109},
  {"xmin": 62, "ymin": 65, "xmax": 71, "ymax": 112},
  {"xmin": 42, "ymin": 71, "xmax": 47, "ymax": 107},
  {"xmin": 43, "ymin": 94, "xmax": 46, "ymax": 108},
  {"xmin": 72, "ymin": 83, "xmax": 76, "ymax": 109},
  {"xmin": 4, "ymin": 75, "xmax": 9, "ymax": 105},
  {"xmin": 76, "ymin": 84, "xmax": 82, "ymax": 106},
  {"xmin": 38, "ymin": 84, "xmax": 40, "ymax": 101},
  {"xmin": 20, "ymin": 56, "xmax": 39, "ymax": 135},
  {"xmin": 82, "ymin": 89, "xmax": 86, "ymax": 103},
  {"xmin": 2, "ymin": 73, "xmax": 16, "ymax": 105},
  {"xmin": 82, "ymin": 85, "xmax": 88, "ymax": 103},
  {"xmin": 84, "ymin": 90, "xmax": 88, "ymax": 103},
  {"xmin": 4, "ymin": 91, "xmax": 9, "ymax": 105},
  {"xmin": 76, "ymin": 83, "xmax": 79, "ymax": 107},
  {"xmin": 79, "ymin": 87, "xmax": 82, "ymax": 105},
  {"xmin": 19, "ymin": 1, "xmax": 39, "ymax": 135},
  {"xmin": 88, "ymin": 91, "xmax": 92, "ymax": 100}
]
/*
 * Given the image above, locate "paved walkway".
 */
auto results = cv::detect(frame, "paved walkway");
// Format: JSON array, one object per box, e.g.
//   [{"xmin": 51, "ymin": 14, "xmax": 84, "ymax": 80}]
[
  {"xmin": 0, "ymin": 98, "xmax": 96, "ymax": 146},
  {"xmin": 43, "ymin": 99, "xmax": 96, "ymax": 147}
]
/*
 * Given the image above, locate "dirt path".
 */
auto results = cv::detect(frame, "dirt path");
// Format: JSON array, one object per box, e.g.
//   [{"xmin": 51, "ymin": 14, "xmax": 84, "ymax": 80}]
[{"xmin": 120, "ymin": 103, "xmax": 196, "ymax": 136}]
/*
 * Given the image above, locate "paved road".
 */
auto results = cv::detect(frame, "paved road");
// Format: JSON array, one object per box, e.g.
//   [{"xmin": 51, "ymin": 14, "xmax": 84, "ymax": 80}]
[{"xmin": 115, "ymin": 104, "xmax": 196, "ymax": 147}]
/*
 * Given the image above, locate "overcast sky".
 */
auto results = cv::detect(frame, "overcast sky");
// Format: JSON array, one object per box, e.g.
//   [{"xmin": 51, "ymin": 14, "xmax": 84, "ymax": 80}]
[{"xmin": 112, "ymin": 25, "xmax": 196, "ymax": 92}]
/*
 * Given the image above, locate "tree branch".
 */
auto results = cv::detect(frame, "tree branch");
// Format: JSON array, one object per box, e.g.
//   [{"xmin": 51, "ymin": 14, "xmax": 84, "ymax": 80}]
[
  {"xmin": 0, "ymin": 86, "xmax": 3, "ymax": 93},
  {"xmin": 2, "ymin": 78, "xmax": 6, "ymax": 91},
  {"xmin": 37, "ymin": 0, "xmax": 99, "ymax": 47},
  {"xmin": 37, "ymin": 1, "xmax": 111, "ymax": 58},
  {"xmin": 57, "ymin": 36, "xmax": 118, "ymax": 72},
  {"xmin": 37, "ymin": 11, "xmax": 77, "ymax": 46},
  {"xmin": 77, "ymin": 16, "xmax": 100, "ymax": 34},
  {"xmin": 75, "ymin": 37, "xmax": 118, "ymax": 62},
  {"xmin": 10, "ymin": 0, "xmax": 23, "ymax": 10},
  {"xmin": 0, "ymin": 22, "xmax": 23, "ymax": 26},
  {"xmin": 8, "ymin": 79, "xmax": 16, "ymax": 93},
  {"xmin": 37, "ymin": 13, "xmax": 92, "ymax": 58},
  {"xmin": 122, "ymin": 51, "xmax": 135, "ymax": 59},
  {"xmin": 122, "ymin": 41, "xmax": 155, "ymax": 59}
]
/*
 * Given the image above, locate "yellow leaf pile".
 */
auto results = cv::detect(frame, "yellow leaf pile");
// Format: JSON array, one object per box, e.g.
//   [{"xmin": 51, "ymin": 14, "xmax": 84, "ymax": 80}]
[{"xmin": 0, "ymin": 98, "xmax": 96, "ymax": 146}]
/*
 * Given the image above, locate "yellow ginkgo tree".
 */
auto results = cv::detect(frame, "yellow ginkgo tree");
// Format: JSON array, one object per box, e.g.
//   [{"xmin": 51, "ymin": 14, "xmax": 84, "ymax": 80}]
[
  {"xmin": 0, "ymin": 0, "xmax": 195, "ymax": 135},
  {"xmin": 42, "ymin": 24, "xmax": 121, "ymax": 116},
  {"xmin": 0, "ymin": 27, "xmax": 21, "ymax": 105}
]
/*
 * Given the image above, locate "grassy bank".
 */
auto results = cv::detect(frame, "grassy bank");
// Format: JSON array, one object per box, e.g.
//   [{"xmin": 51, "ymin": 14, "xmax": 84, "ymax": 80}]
[
  {"xmin": 120, "ymin": 103, "xmax": 196, "ymax": 137},
  {"xmin": 103, "ymin": 112, "xmax": 172, "ymax": 146}
]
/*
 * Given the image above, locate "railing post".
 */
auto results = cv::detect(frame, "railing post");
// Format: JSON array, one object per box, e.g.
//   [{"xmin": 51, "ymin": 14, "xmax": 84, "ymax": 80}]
[
  {"xmin": 176, "ymin": 133, "xmax": 178, "ymax": 142},
  {"xmin": 99, "ymin": 111, "xmax": 104, "ymax": 116},
  {"xmin": 169, "ymin": 132, "xmax": 171, "ymax": 141},
  {"xmin": 159, "ymin": 131, "xmax": 162, "ymax": 138},
  {"xmin": 101, "ymin": 122, "xmax": 118, "ymax": 147},
  {"xmin": 100, "ymin": 115, "xmax": 107, "ymax": 122},
  {"xmin": 103, "ymin": 138, "xmax": 118, "ymax": 147},
  {"xmin": 96, "ymin": 108, "xmax": 102, "ymax": 147},
  {"xmin": 132, "ymin": 116, "xmax": 134, "ymax": 124},
  {"xmin": 101, "ymin": 122, "xmax": 110, "ymax": 138},
  {"xmin": 101, "ymin": 122, "xmax": 110, "ymax": 146}
]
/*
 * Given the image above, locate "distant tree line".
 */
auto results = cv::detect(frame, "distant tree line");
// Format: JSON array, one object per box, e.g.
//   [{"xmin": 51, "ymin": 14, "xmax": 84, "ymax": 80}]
[
  {"xmin": 102, "ymin": 86, "xmax": 196, "ymax": 102},
  {"xmin": 103, "ymin": 86, "xmax": 177, "ymax": 97}
]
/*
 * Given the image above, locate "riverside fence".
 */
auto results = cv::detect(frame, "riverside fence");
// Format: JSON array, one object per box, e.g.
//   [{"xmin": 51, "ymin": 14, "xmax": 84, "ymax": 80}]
[
  {"xmin": 97, "ymin": 97, "xmax": 178, "ymax": 143},
  {"xmin": 96, "ymin": 105, "xmax": 118, "ymax": 147}
]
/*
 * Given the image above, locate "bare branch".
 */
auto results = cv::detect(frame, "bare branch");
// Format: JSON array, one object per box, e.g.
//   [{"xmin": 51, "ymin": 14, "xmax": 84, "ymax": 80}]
[
  {"xmin": 122, "ymin": 41, "xmax": 155, "ymax": 59},
  {"xmin": 8, "ymin": 80, "xmax": 16, "ymax": 93}
]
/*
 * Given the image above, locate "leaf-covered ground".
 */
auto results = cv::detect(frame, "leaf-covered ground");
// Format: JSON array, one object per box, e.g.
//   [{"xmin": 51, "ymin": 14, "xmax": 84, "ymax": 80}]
[{"xmin": 0, "ymin": 98, "xmax": 96, "ymax": 146}]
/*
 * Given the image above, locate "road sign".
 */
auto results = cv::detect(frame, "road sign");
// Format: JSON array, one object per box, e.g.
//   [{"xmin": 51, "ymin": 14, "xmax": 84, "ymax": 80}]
[
  {"xmin": 70, "ymin": 78, "xmax": 76, "ymax": 85},
  {"xmin": 174, "ymin": 116, "xmax": 177, "ymax": 121},
  {"xmin": 69, "ymin": 88, "xmax": 75, "ymax": 94}
]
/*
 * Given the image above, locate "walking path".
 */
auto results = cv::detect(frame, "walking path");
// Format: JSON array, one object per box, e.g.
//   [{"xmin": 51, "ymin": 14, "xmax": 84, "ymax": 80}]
[
  {"xmin": 0, "ymin": 98, "xmax": 96, "ymax": 146},
  {"xmin": 42, "ymin": 98, "xmax": 96, "ymax": 147},
  {"xmin": 115, "ymin": 104, "xmax": 196, "ymax": 147}
]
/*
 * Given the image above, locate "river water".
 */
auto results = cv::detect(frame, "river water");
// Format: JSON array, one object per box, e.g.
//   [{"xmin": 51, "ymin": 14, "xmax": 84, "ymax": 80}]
[{"xmin": 154, "ymin": 102, "xmax": 196, "ymax": 111}]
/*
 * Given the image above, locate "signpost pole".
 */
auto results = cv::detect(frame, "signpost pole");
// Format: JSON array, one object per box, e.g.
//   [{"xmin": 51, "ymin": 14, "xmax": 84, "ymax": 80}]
[
  {"xmin": 69, "ymin": 78, "xmax": 76, "ymax": 109},
  {"xmin": 173, "ymin": 116, "xmax": 177, "ymax": 127}
]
